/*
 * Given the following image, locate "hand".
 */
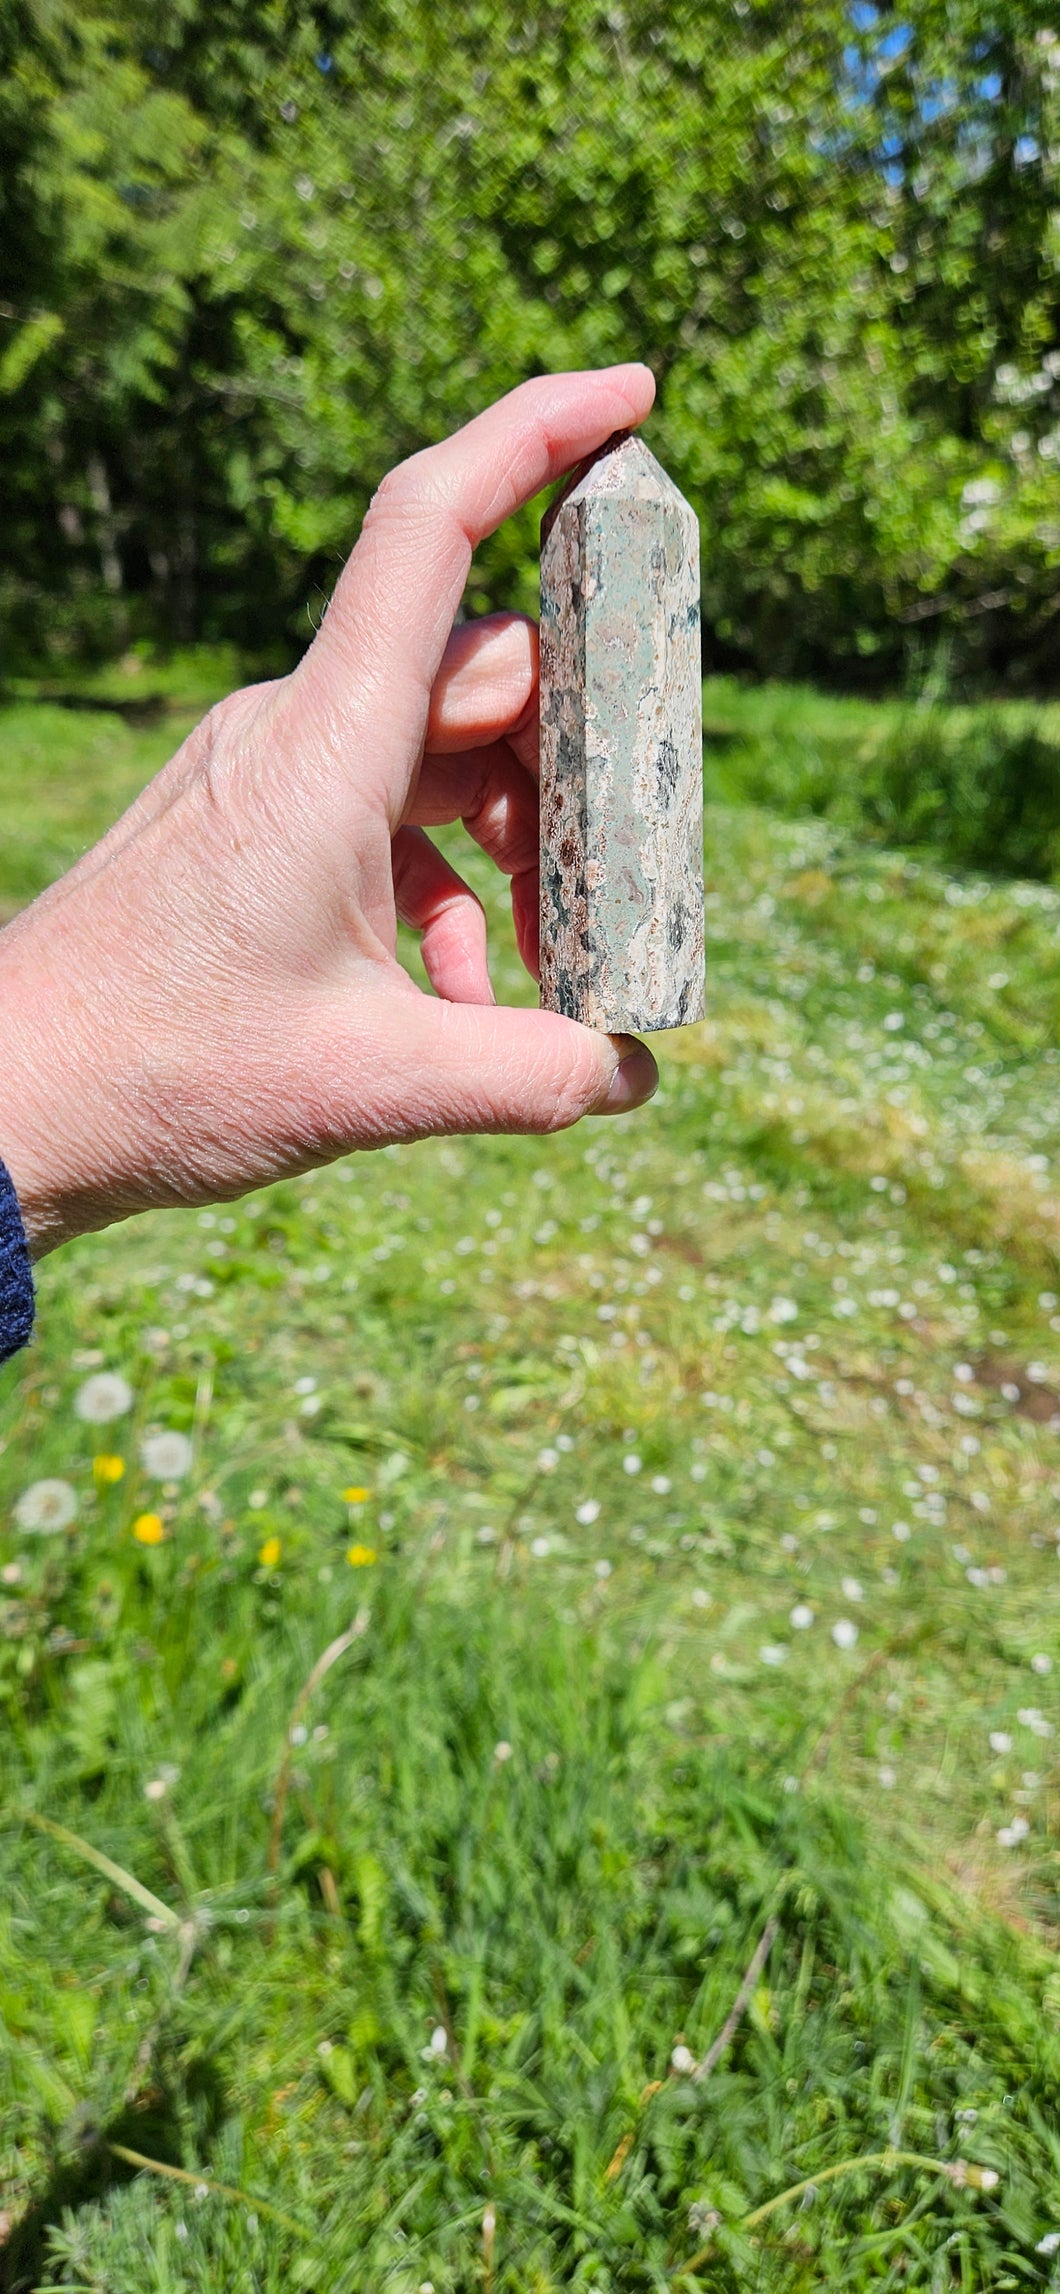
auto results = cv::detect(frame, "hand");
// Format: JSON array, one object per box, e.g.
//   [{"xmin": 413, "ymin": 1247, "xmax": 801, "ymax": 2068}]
[{"xmin": 0, "ymin": 366, "xmax": 661, "ymax": 1255}]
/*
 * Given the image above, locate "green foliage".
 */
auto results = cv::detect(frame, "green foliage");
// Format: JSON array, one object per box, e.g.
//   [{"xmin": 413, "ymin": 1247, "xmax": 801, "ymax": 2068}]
[
  {"xmin": 3, "ymin": 686, "xmax": 1060, "ymax": 2281},
  {"xmin": 704, "ymin": 676, "xmax": 1060, "ymax": 878},
  {"xmin": 869, "ymin": 706, "xmax": 1060, "ymax": 877},
  {"xmin": 1, "ymin": 1, "xmax": 1057, "ymax": 676}
]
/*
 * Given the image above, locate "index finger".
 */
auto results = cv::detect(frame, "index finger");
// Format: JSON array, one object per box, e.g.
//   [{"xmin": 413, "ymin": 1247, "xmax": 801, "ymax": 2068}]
[{"xmin": 295, "ymin": 364, "xmax": 655, "ymax": 735}]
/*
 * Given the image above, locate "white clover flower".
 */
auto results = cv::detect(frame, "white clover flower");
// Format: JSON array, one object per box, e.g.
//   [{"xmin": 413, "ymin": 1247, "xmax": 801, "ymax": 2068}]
[
  {"xmin": 594, "ymin": 1559, "xmax": 612, "ymax": 1579},
  {"xmin": 1031, "ymin": 1652, "xmax": 1052, "ymax": 1676},
  {"xmin": 493, "ymin": 1740, "xmax": 513, "ymax": 1764},
  {"xmin": 141, "ymin": 1431, "xmax": 194, "ymax": 1481},
  {"xmin": 877, "ymin": 1765, "xmax": 897, "ymax": 1790},
  {"xmin": 623, "ymin": 1454, "xmax": 642, "ymax": 1476},
  {"xmin": 760, "ymin": 1644, "xmax": 788, "ymax": 1666},
  {"xmin": 832, "ymin": 1618, "xmax": 859, "ymax": 1651},
  {"xmin": 790, "ymin": 1603, "xmax": 814, "ymax": 1630},
  {"xmin": 530, "ymin": 1536, "xmax": 551, "ymax": 1558},
  {"xmin": 651, "ymin": 1474, "xmax": 672, "ymax": 1495},
  {"xmin": 768, "ymin": 1296, "xmax": 799, "ymax": 1323},
  {"xmin": 429, "ymin": 2025, "xmax": 448, "ymax": 2056},
  {"xmin": 575, "ymin": 1499, "xmax": 600, "ymax": 1526},
  {"xmin": 997, "ymin": 1815, "xmax": 1029, "ymax": 1848},
  {"xmin": 14, "ymin": 1479, "xmax": 78, "ymax": 1534},
  {"xmin": 841, "ymin": 1576, "xmax": 864, "ymax": 1603},
  {"xmin": 75, "ymin": 1372, "xmax": 133, "ymax": 1425},
  {"xmin": 537, "ymin": 1447, "xmax": 559, "ymax": 1471},
  {"xmin": 670, "ymin": 2043, "xmax": 696, "ymax": 2075},
  {"xmin": 1036, "ymin": 2231, "xmax": 1060, "ymax": 2257},
  {"xmin": 989, "ymin": 1731, "xmax": 1013, "ymax": 1754}
]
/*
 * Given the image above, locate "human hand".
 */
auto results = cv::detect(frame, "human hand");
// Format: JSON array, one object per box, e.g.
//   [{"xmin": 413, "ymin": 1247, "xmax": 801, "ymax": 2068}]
[{"xmin": 0, "ymin": 366, "xmax": 661, "ymax": 1255}]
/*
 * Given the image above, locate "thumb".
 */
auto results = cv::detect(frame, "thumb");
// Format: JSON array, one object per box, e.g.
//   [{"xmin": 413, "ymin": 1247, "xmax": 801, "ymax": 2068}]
[{"xmin": 371, "ymin": 998, "xmax": 659, "ymax": 1140}]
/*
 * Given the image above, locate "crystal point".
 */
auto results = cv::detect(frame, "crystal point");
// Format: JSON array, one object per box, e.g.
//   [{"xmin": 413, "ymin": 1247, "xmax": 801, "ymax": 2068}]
[{"xmin": 539, "ymin": 431, "xmax": 704, "ymax": 1032}]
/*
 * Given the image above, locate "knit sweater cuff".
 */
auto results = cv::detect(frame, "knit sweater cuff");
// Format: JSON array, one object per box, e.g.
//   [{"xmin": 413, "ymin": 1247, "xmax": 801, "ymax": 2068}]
[{"xmin": 0, "ymin": 1158, "xmax": 34, "ymax": 1363}]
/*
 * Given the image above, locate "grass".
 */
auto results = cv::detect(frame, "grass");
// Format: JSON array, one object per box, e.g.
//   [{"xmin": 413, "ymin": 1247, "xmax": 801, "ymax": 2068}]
[
  {"xmin": 704, "ymin": 678, "xmax": 1060, "ymax": 882},
  {"xmin": 2, "ymin": 662, "xmax": 1060, "ymax": 2287}
]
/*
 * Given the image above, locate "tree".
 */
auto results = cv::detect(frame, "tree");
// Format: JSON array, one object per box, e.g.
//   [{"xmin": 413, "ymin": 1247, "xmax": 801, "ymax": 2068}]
[{"xmin": 0, "ymin": 0, "xmax": 1056, "ymax": 680}]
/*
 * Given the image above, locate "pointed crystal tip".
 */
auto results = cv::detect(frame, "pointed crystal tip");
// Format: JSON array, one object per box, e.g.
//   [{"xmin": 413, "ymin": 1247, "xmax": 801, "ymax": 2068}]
[{"xmin": 542, "ymin": 430, "xmax": 691, "ymax": 543}]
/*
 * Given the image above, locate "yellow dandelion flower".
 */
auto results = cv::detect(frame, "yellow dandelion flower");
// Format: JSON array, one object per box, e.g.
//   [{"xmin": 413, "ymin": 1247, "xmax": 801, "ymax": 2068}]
[
  {"xmin": 93, "ymin": 1453, "xmax": 125, "ymax": 1485},
  {"xmin": 132, "ymin": 1512, "xmax": 165, "ymax": 1546},
  {"xmin": 343, "ymin": 1486, "xmax": 371, "ymax": 1505},
  {"xmin": 258, "ymin": 1535, "xmax": 282, "ymax": 1568},
  {"xmin": 346, "ymin": 1543, "xmax": 377, "ymax": 1568}
]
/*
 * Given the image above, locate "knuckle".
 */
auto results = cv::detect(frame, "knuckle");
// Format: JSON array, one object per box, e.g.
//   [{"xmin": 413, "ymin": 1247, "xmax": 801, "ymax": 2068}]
[
  {"xmin": 365, "ymin": 452, "xmax": 456, "ymax": 531},
  {"xmin": 539, "ymin": 1035, "xmax": 600, "ymax": 1133}
]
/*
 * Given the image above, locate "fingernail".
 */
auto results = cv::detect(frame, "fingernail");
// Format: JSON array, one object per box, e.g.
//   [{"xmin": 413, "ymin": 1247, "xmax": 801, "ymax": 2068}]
[{"xmin": 600, "ymin": 1037, "xmax": 659, "ymax": 1114}]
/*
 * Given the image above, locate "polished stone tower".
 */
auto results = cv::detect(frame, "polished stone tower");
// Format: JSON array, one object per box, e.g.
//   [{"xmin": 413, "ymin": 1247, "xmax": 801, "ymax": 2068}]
[{"xmin": 538, "ymin": 431, "xmax": 704, "ymax": 1033}]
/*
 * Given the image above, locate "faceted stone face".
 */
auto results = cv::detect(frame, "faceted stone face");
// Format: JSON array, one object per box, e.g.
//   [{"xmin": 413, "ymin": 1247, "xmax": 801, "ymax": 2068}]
[{"xmin": 538, "ymin": 431, "xmax": 704, "ymax": 1034}]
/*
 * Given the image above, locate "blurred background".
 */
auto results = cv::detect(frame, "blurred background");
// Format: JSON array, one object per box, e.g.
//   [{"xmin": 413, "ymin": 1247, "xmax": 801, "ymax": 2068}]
[
  {"xmin": 2, "ymin": 0, "xmax": 1058, "ymax": 684},
  {"xmin": 4, "ymin": 8, "xmax": 1060, "ymax": 2287}
]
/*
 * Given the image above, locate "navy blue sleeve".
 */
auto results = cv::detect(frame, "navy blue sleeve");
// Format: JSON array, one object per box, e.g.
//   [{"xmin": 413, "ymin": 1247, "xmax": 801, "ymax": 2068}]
[{"xmin": 0, "ymin": 1157, "xmax": 34, "ymax": 1363}]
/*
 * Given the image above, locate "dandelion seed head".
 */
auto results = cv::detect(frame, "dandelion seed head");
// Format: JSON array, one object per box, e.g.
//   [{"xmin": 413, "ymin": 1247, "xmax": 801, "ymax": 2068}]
[
  {"xmin": 14, "ymin": 1479, "xmax": 78, "ymax": 1534},
  {"xmin": 75, "ymin": 1372, "xmax": 133, "ymax": 1424},
  {"xmin": 141, "ymin": 1430, "xmax": 193, "ymax": 1481}
]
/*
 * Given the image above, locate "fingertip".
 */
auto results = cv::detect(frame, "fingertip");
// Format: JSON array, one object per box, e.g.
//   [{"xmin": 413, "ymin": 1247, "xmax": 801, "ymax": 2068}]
[
  {"xmin": 604, "ymin": 360, "xmax": 657, "ymax": 419},
  {"xmin": 593, "ymin": 1034, "xmax": 659, "ymax": 1115}
]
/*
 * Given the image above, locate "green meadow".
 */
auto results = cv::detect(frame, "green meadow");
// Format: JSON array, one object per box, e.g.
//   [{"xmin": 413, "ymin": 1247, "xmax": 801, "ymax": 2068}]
[{"xmin": 2, "ymin": 667, "xmax": 1060, "ymax": 2290}]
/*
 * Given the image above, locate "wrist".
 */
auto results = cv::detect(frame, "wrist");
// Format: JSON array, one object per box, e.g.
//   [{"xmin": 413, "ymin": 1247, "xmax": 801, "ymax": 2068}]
[{"xmin": 0, "ymin": 912, "xmax": 132, "ymax": 1257}]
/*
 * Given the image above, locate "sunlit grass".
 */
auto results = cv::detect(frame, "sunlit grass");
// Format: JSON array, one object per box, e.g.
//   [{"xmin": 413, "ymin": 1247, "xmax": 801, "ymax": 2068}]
[{"xmin": 1, "ymin": 675, "xmax": 1059, "ymax": 2287}]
